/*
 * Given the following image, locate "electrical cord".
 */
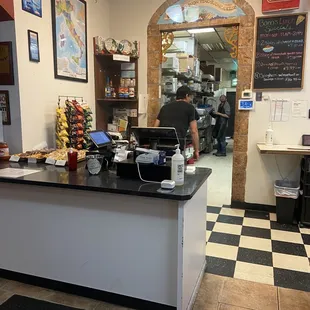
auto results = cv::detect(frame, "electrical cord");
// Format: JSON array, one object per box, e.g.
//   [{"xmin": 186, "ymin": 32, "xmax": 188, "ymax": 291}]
[{"xmin": 136, "ymin": 162, "xmax": 161, "ymax": 184}]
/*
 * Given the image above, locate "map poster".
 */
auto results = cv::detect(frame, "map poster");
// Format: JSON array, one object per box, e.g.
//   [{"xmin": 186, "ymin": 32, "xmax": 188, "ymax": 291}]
[{"xmin": 51, "ymin": 0, "xmax": 88, "ymax": 83}]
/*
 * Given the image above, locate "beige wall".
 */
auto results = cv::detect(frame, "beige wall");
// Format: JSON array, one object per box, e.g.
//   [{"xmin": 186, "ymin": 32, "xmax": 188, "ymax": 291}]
[
  {"xmin": 13, "ymin": 0, "xmax": 110, "ymax": 150},
  {"xmin": 0, "ymin": 20, "xmax": 22, "ymax": 154},
  {"xmin": 109, "ymin": 0, "xmax": 164, "ymax": 126},
  {"xmin": 109, "ymin": 0, "xmax": 310, "ymax": 206}
]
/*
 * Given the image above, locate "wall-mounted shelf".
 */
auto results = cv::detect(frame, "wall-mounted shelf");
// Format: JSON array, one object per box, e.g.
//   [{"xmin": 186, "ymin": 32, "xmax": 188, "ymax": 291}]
[
  {"xmin": 95, "ymin": 54, "xmax": 139, "ymax": 60},
  {"xmin": 97, "ymin": 98, "xmax": 138, "ymax": 103},
  {"xmin": 93, "ymin": 38, "xmax": 139, "ymax": 131}
]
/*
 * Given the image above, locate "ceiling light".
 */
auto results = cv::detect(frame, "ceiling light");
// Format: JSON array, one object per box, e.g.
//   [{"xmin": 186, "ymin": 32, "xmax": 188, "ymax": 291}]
[{"xmin": 188, "ymin": 28, "xmax": 215, "ymax": 34}]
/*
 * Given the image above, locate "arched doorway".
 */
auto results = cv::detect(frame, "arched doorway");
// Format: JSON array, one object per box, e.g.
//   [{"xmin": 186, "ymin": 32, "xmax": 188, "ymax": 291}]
[{"xmin": 147, "ymin": 0, "xmax": 255, "ymax": 203}]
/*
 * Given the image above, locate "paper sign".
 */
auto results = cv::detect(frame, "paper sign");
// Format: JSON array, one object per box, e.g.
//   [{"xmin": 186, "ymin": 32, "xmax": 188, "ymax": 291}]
[
  {"xmin": 45, "ymin": 158, "xmax": 56, "ymax": 165},
  {"xmin": 28, "ymin": 158, "xmax": 37, "ymax": 164},
  {"xmin": 292, "ymin": 100, "xmax": 308, "ymax": 118},
  {"xmin": 270, "ymin": 99, "xmax": 290, "ymax": 122},
  {"xmin": 138, "ymin": 94, "xmax": 148, "ymax": 114},
  {"xmin": 55, "ymin": 160, "xmax": 66, "ymax": 167},
  {"xmin": 113, "ymin": 54, "xmax": 130, "ymax": 62},
  {"xmin": 9, "ymin": 155, "xmax": 20, "ymax": 162},
  {"xmin": 0, "ymin": 168, "xmax": 40, "ymax": 178},
  {"xmin": 129, "ymin": 109, "xmax": 138, "ymax": 117}
]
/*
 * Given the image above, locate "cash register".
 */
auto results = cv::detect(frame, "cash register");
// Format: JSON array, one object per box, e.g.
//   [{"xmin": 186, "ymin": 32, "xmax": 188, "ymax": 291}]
[{"xmin": 116, "ymin": 127, "xmax": 180, "ymax": 182}]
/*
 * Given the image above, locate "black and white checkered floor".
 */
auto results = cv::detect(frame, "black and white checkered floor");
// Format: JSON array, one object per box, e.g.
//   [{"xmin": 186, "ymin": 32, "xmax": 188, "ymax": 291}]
[{"xmin": 206, "ymin": 206, "xmax": 310, "ymax": 292}]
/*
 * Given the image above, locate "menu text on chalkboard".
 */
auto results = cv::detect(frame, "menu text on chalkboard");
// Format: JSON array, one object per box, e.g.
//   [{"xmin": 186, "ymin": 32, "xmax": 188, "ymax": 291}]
[{"xmin": 253, "ymin": 14, "xmax": 307, "ymax": 90}]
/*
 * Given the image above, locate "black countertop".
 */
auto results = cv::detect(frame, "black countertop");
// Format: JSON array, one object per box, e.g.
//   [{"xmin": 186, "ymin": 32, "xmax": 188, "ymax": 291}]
[{"xmin": 0, "ymin": 162, "xmax": 211, "ymax": 201}]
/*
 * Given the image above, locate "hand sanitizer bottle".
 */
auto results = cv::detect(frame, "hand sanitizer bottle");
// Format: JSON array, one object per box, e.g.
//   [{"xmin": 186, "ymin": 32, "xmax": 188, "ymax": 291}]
[
  {"xmin": 171, "ymin": 144, "xmax": 185, "ymax": 186},
  {"xmin": 265, "ymin": 124, "xmax": 274, "ymax": 146}
]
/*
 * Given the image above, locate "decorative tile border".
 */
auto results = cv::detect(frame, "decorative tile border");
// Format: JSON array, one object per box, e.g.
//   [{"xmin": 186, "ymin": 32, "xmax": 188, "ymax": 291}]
[{"xmin": 147, "ymin": 0, "xmax": 255, "ymax": 202}]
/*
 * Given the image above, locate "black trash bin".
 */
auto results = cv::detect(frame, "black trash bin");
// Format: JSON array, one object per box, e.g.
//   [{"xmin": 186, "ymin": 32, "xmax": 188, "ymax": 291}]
[{"xmin": 274, "ymin": 180, "xmax": 300, "ymax": 224}]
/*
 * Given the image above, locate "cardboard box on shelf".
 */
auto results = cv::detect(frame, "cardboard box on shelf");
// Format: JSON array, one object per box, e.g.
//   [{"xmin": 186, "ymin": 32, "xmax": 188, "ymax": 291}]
[
  {"xmin": 163, "ymin": 77, "xmax": 178, "ymax": 93},
  {"xmin": 162, "ymin": 57, "xmax": 179, "ymax": 71},
  {"xmin": 177, "ymin": 53, "xmax": 196, "ymax": 72},
  {"xmin": 108, "ymin": 124, "xmax": 118, "ymax": 132}
]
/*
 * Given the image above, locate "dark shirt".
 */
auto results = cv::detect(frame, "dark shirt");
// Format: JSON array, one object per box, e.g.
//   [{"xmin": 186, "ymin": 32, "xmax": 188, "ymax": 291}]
[
  {"xmin": 157, "ymin": 101, "xmax": 196, "ymax": 142},
  {"xmin": 217, "ymin": 101, "xmax": 230, "ymax": 125}
]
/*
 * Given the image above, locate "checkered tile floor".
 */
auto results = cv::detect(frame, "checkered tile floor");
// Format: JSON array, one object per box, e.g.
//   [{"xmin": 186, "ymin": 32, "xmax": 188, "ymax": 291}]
[{"xmin": 206, "ymin": 206, "xmax": 310, "ymax": 292}]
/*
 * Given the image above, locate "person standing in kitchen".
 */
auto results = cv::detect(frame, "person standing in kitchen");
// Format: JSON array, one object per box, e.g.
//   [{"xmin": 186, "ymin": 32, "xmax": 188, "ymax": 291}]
[
  {"xmin": 211, "ymin": 95, "xmax": 230, "ymax": 157},
  {"xmin": 154, "ymin": 86, "xmax": 200, "ymax": 160}
]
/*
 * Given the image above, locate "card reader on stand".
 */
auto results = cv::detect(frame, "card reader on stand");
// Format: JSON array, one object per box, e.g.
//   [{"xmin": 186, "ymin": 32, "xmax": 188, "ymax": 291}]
[
  {"xmin": 87, "ymin": 130, "xmax": 115, "ymax": 171},
  {"xmin": 116, "ymin": 127, "xmax": 181, "ymax": 182}
]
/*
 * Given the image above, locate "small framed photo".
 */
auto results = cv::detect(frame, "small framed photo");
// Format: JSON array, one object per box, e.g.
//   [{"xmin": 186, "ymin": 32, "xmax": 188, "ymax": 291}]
[
  {"xmin": 22, "ymin": 0, "xmax": 42, "ymax": 18},
  {"xmin": 28, "ymin": 30, "xmax": 40, "ymax": 62},
  {"xmin": 0, "ymin": 42, "xmax": 14, "ymax": 85},
  {"xmin": 0, "ymin": 91, "xmax": 11, "ymax": 125}
]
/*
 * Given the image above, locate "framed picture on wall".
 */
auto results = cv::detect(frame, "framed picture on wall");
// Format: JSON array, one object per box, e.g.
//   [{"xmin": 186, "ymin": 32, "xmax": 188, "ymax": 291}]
[
  {"xmin": 0, "ymin": 91, "xmax": 11, "ymax": 125},
  {"xmin": 22, "ymin": 0, "xmax": 42, "ymax": 18},
  {"xmin": 28, "ymin": 30, "xmax": 40, "ymax": 62},
  {"xmin": 262, "ymin": 0, "xmax": 300, "ymax": 13},
  {"xmin": 0, "ymin": 42, "xmax": 14, "ymax": 85},
  {"xmin": 51, "ymin": 0, "xmax": 88, "ymax": 83}
]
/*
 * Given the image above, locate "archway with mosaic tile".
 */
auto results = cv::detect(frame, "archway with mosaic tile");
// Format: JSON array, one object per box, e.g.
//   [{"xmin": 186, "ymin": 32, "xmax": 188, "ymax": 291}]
[{"xmin": 147, "ymin": 0, "xmax": 255, "ymax": 202}]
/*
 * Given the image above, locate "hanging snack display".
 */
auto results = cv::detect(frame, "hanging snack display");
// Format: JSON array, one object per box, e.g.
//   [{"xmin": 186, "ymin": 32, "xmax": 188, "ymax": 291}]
[
  {"xmin": 55, "ymin": 98, "xmax": 93, "ymax": 151},
  {"xmin": 56, "ymin": 107, "xmax": 69, "ymax": 149},
  {"xmin": 65, "ymin": 100, "xmax": 93, "ymax": 150}
]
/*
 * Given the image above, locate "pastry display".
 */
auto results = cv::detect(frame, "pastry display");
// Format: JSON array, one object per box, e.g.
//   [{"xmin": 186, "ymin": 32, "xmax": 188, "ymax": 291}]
[
  {"xmin": 14, "ymin": 149, "xmax": 55, "ymax": 161},
  {"xmin": 47, "ymin": 149, "xmax": 86, "ymax": 162}
]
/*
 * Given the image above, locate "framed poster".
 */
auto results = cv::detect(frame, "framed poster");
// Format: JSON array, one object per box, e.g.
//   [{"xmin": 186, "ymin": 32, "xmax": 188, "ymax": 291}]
[
  {"xmin": 0, "ymin": 42, "xmax": 14, "ymax": 85},
  {"xmin": 22, "ymin": 0, "xmax": 42, "ymax": 18},
  {"xmin": 51, "ymin": 0, "xmax": 88, "ymax": 83},
  {"xmin": 28, "ymin": 30, "xmax": 40, "ymax": 62},
  {"xmin": 0, "ymin": 91, "xmax": 11, "ymax": 125},
  {"xmin": 262, "ymin": 0, "xmax": 300, "ymax": 13}
]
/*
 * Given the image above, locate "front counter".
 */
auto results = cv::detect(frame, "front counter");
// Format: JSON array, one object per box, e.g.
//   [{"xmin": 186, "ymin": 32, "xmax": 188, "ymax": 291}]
[{"xmin": 0, "ymin": 162, "xmax": 211, "ymax": 310}]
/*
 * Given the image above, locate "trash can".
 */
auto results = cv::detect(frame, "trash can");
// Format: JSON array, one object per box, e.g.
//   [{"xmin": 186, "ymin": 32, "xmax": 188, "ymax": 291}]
[{"xmin": 274, "ymin": 180, "xmax": 300, "ymax": 224}]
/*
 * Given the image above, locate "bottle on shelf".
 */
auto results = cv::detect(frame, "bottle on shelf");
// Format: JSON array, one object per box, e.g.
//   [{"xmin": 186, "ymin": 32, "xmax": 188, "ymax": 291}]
[
  {"xmin": 105, "ymin": 77, "xmax": 111, "ymax": 98},
  {"xmin": 110, "ymin": 79, "xmax": 117, "ymax": 98}
]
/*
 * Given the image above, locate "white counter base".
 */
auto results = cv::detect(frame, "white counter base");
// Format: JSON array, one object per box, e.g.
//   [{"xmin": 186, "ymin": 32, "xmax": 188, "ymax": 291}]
[{"xmin": 0, "ymin": 181, "xmax": 207, "ymax": 309}]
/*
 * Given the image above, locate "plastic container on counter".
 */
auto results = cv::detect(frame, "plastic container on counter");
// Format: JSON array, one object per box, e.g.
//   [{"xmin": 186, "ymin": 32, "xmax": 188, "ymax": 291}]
[{"xmin": 0, "ymin": 142, "xmax": 10, "ymax": 160}]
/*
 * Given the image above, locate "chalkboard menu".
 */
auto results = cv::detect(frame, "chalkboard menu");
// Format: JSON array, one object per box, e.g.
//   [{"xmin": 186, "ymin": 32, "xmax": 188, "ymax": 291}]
[{"xmin": 253, "ymin": 14, "xmax": 307, "ymax": 90}]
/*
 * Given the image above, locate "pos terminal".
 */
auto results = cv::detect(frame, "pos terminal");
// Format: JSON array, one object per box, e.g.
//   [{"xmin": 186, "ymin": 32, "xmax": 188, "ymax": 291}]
[{"xmin": 86, "ymin": 130, "xmax": 115, "ymax": 172}]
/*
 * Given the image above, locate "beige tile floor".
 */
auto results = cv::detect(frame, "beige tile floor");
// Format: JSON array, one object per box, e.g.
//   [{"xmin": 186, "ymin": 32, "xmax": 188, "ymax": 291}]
[
  {"xmin": 0, "ymin": 274, "xmax": 309, "ymax": 309},
  {"xmin": 196, "ymin": 140, "xmax": 233, "ymax": 207}
]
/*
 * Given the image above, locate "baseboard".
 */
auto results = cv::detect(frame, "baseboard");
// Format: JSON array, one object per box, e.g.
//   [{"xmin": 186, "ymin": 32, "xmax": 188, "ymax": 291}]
[
  {"xmin": 0, "ymin": 269, "xmax": 176, "ymax": 310},
  {"xmin": 186, "ymin": 260, "xmax": 206, "ymax": 310},
  {"xmin": 231, "ymin": 201, "xmax": 276, "ymax": 213}
]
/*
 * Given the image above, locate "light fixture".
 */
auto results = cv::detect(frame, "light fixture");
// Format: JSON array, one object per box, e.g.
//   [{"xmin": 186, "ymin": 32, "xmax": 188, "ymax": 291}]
[{"xmin": 188, "ymin": 28, "xmax": 215, "ymax": 34}]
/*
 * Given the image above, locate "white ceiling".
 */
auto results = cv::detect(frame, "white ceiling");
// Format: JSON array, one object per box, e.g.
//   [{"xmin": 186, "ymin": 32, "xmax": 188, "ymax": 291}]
[{"xmin": 173, "ymin": 28, "xmax": 237, "ymax": 72}]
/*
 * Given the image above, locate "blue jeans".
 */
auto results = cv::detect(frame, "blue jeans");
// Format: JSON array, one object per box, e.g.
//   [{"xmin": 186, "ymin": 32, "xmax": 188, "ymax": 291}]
[{"xmin": 217, "ymin": 133, "xmax": 226, "ymax": 155}]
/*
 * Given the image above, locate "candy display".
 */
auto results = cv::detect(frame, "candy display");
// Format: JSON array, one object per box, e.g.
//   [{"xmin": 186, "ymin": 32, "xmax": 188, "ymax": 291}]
[
  {"xmin": 56, "ymin": 108, "xmax": 69, "ymax": 149},
  {"xmin": 56, "ymin": 99, "xmax": 93, "ymax": 151}
]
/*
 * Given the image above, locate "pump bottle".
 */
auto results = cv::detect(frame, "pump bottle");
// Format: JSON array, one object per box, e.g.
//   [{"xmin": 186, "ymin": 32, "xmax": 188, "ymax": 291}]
[
  {"xmin": 265, "ymin": 124, "xmax": 274, "ymax": 146},
  {"xmin": 171, "ymin": 145, "xmax": 185, "ymax": 186}
]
